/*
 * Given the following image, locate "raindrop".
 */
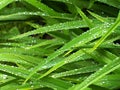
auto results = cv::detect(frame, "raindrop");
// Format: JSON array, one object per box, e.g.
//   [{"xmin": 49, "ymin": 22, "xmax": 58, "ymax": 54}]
[
  {"xmin": 64, "ymin": 60, "xmax": 70, "ymax": 64},
  {"xmin": 11, "ymin": 66, "xmax": 15, "ymax": 67},
  {"xmin": 99, "ymin": 68, "xmax": 103, "ymax": 71},
  {"xmin": 103, "ymin": 64, "xmax": 107, "ymax": 67},
  {"xmin": 9, "ymin": 48, "xmax": 12, "ymax": 50},
  {"xmin": 29, "ymin": 81, "xmax": 33, "ymax": 84},
  {"xmin": 29, "ymin": 12, "xmax": 33, "ymax": 15},
  {"xmin": 101, "ymin": 12, "xmax": 105, "ymax": 15},
  {"xmin": 42, "ymin": 65, "xmax": 47, "ymax": 69},
  {"xmin": 39, "ymin": 84, "xmax": 44, "ymax": 87},
  {"xmin": 31, "ymin": 85, "xmax": 34, "ymax": 88},
  {"xmin": 116, "ymin": 43, "xmax": 120, "ymax": 45},
  {"xmin": 74, "ymin": 69, "xmax": 78, "ymax": 71},
  {"xmin": 42, "ymin": 13, "xmax": 46, "ymax": 16},
  {"xmin": 51, "ymin": 75, "xmax": 55, "ymax": 78},
  {"xmin": 2, "ymin": 75, "xmax": 8, "ymax": 79},
  {"xmin": 29, "ymin": 68, "xmax": 34, "ymax": 71},
  {"xmin": 31, "ymin": 40, "xmax": 37, "ymax": 43},
  {"xmin": 7, "ymin": 43, "xmax": 11, "ymax": 45},
  {"xmin": 102, "ymin": 81, "xmax": 105, "ymax": 84},
  {"xmin": 15, "ymin": 0, "xmax": 22, "ymax": 1},
  {"xmin": 25, "ymin": 47, "xmax": 30, "ymax": 50}
]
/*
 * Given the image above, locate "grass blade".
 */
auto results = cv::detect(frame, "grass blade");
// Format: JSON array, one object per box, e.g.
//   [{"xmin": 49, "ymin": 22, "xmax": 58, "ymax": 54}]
[{"xmin": 76, "ymin": 6, "xmax": 93, "ymax": 28}]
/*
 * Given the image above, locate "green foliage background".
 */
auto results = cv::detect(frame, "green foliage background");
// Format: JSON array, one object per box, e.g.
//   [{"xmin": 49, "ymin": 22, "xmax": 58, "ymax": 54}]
[{"xmin": 0, "ymin": 0, "xmax": 120, "ymax": 90}]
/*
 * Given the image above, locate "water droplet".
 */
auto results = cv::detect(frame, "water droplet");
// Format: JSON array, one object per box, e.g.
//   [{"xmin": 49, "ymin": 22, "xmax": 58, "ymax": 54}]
[
  {"xmin": 31, "ymin": 40, "xmax": 37, "ymax": 44},
  {"xmin": 99, "ymin": 68, "xmax": 103, "ymax": 71},
  {"xmin": 101, "ymin": 12, "xmax": 105, "ymax": 15},
  {"xmin": 42, "ymin": 65, "xmax": 47, "ymax": 69},
  {"xmin": 2, "ymin": 75, "xmax": 7, "ymax": 79},
  {"xmin": 15, "ymin": 0, "xmax": 22, "ymax": 1},
  {"xmin": 25, "ymin": 47, "xmax": 30, "ymax": 50},
  {"xmin": 51, "ymin": 75, "xmax": 55, "ymax": 78},
  {"xmin": 74, "ymin": 69, "xmax": 78, "ymax": 71},
  {"xmin": 102, "ymin": 81, "xmax": 105, "ymax": 84},
  {"xmin": 29, "ymin": 81, "xmax": 33, "ymax": 84},
  {"xmin": 31, "ymin": 85, "xmax": 34, "ymax": 88},
  {"xmin": 64, "ymin": 60, "xmax": 70, "ymax": 64},
  {"xmin": 41, "ymin": 13, "xmax": 46, "ymax": 16}
]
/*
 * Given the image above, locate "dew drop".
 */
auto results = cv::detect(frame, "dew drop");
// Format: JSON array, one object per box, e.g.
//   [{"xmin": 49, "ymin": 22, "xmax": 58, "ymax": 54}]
[
  {"xmin": 29, "ymin": 81, "xmax": 33, "ymax": 84},
  {"xmin": 41, "ymin": 13, "xmax": 46, "ymax": 16},
  {"xmin": 51, "ymin": 75, "xmax": 55, "ymax": 78},
  {"xmin": 31, "ymin": 85, "xmax": 34, "ymax": 88},
  {"xmin": 102, "ymin": 81, "xmax": 105, "ymax": 84},
  {"xmin": 2, "ymin": 75, "xmax": 7, "ymax": 79}
]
